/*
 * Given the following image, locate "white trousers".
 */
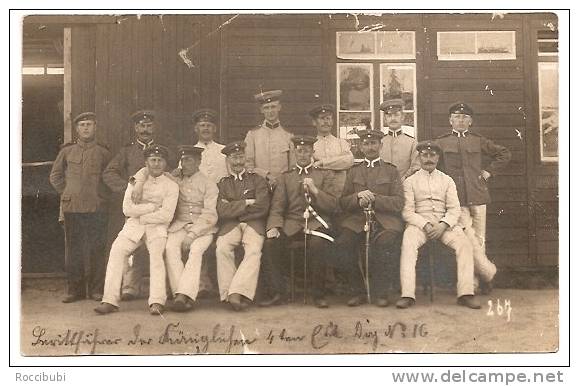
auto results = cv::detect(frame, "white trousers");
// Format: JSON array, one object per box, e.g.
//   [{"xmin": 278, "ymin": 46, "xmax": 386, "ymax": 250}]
[
  {"xmin": 102, "ymin": 235, "xmax": 167, "ymax": 307},
  {"xmin": 165, "ymin": 229, "xmax": 214, "ymax": 301},
  {"xmin": 459, "ymin": 206, "xmax": 496, "ymax": 282},
  {"xmin": 400, "ymin": 225, "xmax": 474, "ymax": 299},
  {"xmin": 216, "ymin": 223, "xmax": 264, "ymax": 301}
]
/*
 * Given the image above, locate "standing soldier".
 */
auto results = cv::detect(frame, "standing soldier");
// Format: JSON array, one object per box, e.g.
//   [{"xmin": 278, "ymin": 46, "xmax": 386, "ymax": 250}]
[
  {"xmin": 49, "ymin": 112, "xmax": 112, "ymax": 303},
  {"xmin": 102, "ymin": 110, "xmax": 156, "ymax": 301},
  {"xmin": 191, "ymin": 108, "xmax": 228, "ymax": 184},
  {"xmin": 190, "ymin": 108, "xmax": 228, "ymax": 296},
  {"xmin": 379, "ymin": 98, "xmax": 421, "ymax": 180},
  {"xmin": 310, "ymin": 103, "xmax": 354, "ymax": 196},
  {"xmin": 95, "ymin": 145, "xmax": 179, "ymax": 315},
  {"xmin": 215, "ymin": 141, "xmax": 270, "ymax": 311},
  {"xmin": 435, "ymin": 102, "xmax": 511, "ymax": 292},
  {"xmin": 335, "ymin": 129, "xmax": 405, "ymax": 307},
  {"xmin": 244, "ymin": 89, "xmax": 295, "ymax": 187},
  {"xmin": 260, "ymin": 136, "xmax": 338, "ymax": 308}
]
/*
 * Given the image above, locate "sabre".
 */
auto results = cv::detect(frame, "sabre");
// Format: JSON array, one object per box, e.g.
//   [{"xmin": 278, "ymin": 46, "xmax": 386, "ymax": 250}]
[
  {"xmin": 303, "ymin": 183, "xmax": 311, "ymax": 305},
  {"xmin": 363, "ymin": 202, "xmax": 374, "ymax": 304}
]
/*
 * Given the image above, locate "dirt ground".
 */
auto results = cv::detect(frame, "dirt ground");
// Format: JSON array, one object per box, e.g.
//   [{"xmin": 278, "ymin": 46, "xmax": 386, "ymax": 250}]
[{"xmin": 19, "ymin": 280, "xmax": 559, "ymax": 356}]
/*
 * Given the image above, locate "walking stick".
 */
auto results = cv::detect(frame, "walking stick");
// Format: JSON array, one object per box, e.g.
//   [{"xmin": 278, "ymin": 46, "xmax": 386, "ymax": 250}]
[{"xmin": 363, "ymin": 203, "xmax": 374, "ymax": 304}]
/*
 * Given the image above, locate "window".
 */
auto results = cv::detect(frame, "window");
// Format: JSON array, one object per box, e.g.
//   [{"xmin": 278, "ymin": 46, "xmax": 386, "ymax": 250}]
[
  {"xmin": 380, "ymin": 63, "xmax": 417, "ymax": 137},
  {"xmin": 337, "ymin": 31, "xmax": 415, "ymax": 60},
  {"xmin": 336, "ymin": 31, "xmax": 417, "ymax": 146},
  {"xmin": 437, "ymin": 31, "xmax": 516, "ymax": 60},
  {"xmin": 537, "ymin": 28, "xmax": 558, "ymax": 162},
  {"xmin": 337, "ymin": 63, "xmax": 373, "ymax": 140}
]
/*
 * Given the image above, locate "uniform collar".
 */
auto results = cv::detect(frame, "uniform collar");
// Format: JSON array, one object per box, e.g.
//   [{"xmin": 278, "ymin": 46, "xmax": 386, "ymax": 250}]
[
  {"xmin": 195, "ymin": 140, "xmax": 215, "ymax": 149},
  {"xmin": 364, "ymin": 158, "xmax": 381, "ymax": 168},
  {"xmin": 136, "ymin": 139, "xmax": 154, "ymax": 150},
  {"xmin": 264, "ymin": 120, "xmax": 281, "ymax": 129},
  {"xmin": 296, "ymin": 162, "xmax": 313, "ymax": 175},
  {"xmin": 317, "ymin": 133, "xmax": 335, "ymax": 140},
  {"xmin": 76, "ymin": 139, "xmax": 96, "ymax": 149},
  {"xmin": 387, "ymin": 128, "xmax": 403, "ymax": 137},
  {"xmin": 418, "ymin": 167, "xmax": 441, "ymax": 176},
  {"xmin": 147, "ymin": 173, "xmax": 165, "ymax": 183},
  {"xmin": 231, "ymin": 169, "xmax": 246, "ymax": 181},
  {"xmin": 452, "ymin": 129, "xmax": 469, "ymax": 138}
]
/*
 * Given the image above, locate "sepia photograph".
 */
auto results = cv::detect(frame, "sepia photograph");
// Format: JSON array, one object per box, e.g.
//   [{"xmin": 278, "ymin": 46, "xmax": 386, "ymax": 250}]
[{"xmin": 14, "ymin": 10, "xmax": 564, "ymax": 362}]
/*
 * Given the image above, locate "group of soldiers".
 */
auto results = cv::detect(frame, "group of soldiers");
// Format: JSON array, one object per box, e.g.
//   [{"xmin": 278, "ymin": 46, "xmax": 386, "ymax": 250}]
[{"xmin": 49, "ymin": 89, "xmax": 511, "ymax": 315}]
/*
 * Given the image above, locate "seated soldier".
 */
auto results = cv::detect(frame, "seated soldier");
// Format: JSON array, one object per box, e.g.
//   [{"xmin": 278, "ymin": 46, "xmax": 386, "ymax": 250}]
[
  {"xmin": 335, "ymin": 129, "xmax": 404, "ymax": 307},
  {"xmin": 95, "ymin": 145, "xmax": 179, "ymax": 315},
  {"xmin": 129, "ymin": 145, "xmax": 219, "ymax": 312},
  {"xmin": 215, "ymin": 141, "xmax": 270, "ymax": 311},
  {"xmin": 396, "ymin": 141, "xmax": 480, "ymax": 309},
  {"xmin": 260, "ymin": 136, "xmax": 338, "ymax": 308}
]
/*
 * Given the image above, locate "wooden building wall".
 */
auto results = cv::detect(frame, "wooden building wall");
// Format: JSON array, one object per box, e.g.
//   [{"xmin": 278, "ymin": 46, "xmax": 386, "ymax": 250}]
[
  {"xmin": 62, "ymin": 13, "xmax": 559, "ymax": 272},
  {"xmin": 70, "ymin": 15, "xmax": 224, "ymax": 156}
]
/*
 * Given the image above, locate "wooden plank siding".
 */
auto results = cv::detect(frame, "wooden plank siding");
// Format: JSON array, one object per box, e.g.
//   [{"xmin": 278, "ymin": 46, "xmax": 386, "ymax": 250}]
[
  {"xmin": 63, "ymin": 12, "xmax": 558, "ymax": 273},
  {"xmin": 71, "ymin": 15, "xmax": 223, "ymax": 157},
  {"xmin": 222, "ymin": 14, "xmax": 327, "ymax": 141},
  {"xmin": 422, "ymin": 14, "xmax": 530, "ymax": 269}
]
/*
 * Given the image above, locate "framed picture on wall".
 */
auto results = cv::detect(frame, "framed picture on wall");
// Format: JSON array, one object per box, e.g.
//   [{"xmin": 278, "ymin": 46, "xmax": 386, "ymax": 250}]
[
  {"xmin": 336, "ymin": 31, "xmax": 376, "ymax": 59},
  {"xmin": 437, "ymin": 31, "xmax": 516, "ymax": 60},
  {"xmin": 539, "ymin": 62, "xmax": 558, "ymax": 161},
  {"xmin": 337, "ymin": 63, "xmax": 373, "ymax": 111},
  {"xmin": 380, "ymin": 63, "xmax": 417, "ymax": 137}
]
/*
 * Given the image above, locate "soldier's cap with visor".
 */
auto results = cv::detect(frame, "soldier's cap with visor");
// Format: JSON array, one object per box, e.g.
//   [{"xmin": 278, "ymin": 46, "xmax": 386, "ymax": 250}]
[
  {"xmin": 221, "ymin": 141, "xmax": 247, "ymax": 156},
  {"xmin": 131, "ymin": 110, "xmax": 155, "ymax": 124},
  {"xmin": 379, "ymin": 98, "xmax": 405, "ymax": 113},
  {"xmin": 416, "ymin": 141, "xmax": 443, "ymax": 155},
  {"xmin": 192, "ymin": 108, "xmax": 218, "ymax": 124},
  {"xmin": 177, "ymin": 144, "xmax": 204, "ymax": 159},
  {"xmin": 448, "ymin": 102, "xmax": 474, "ymax": 116},
  {"xmin": 291, "ymin": 135, "xmax": 317, "ymax": 147},
  {"xmin": 73, "ymin": 112, "xmax": 96, "ymax": 125},
  {"xmin": 356, "ymin": 129, "xmax": 385, "ymax": 141},
  {"xmin": 254, "ymin": 89, "xmax": 282, "ymax": 105},
  {"xmin": 144, "ymin": 144, "xmax": 170, "ymax": 160},
  {"xmin": 308, "ymin": 104, "xmax": 335, "ymax": 118}
]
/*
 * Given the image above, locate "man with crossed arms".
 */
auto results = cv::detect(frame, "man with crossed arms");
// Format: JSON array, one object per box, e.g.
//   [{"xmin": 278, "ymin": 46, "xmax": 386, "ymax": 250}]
[
  {"xmin": 215, "ymin": 141, "xmax": 270, "ymax": 311},
  {"xmin": 95, "ymin": 145, "xmax": 178, "ymax": 315}
]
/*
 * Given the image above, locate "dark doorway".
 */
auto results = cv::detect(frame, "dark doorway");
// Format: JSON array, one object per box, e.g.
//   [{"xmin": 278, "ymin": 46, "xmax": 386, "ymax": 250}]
[{"xmin": 22, "ymin": 25, "xmax": 65, "ymax": 273}]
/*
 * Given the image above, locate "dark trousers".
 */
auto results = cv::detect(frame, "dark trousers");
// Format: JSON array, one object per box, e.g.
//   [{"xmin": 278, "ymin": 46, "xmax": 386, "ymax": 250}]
[
  {"xmin": 334, "ymin": 227, "xmax": 401, "ymax": 298},
  {"xmin": 63, "ymin": 212, "xmax": 108, "ymax": 297},
  {"xmin": 260, "ymin": 231, "xmax": 331, "ymax": 300}
]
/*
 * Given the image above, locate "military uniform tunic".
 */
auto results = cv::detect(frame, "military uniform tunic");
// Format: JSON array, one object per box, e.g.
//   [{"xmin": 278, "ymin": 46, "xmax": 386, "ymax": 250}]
[
  {"xmin": 435, "ymin": 131, "xmax": 511, "ymax": 206},
  {"xmin": 102, "ymin": 174, "xmax": 179, "ymax": 308},
  {"xmin": 102, "ymin": 139, "xmax": 155, "ymax": 297},
  {"xmin": 244, "ymin": 121, "xmax": 295, "ymax": 181},
  {"xmin": 336, "ymin": 159, "xmax": 405, "ymax": 298},
  {"xmin": 262, "ymin": 165, "xmax": 338, "ymax": 300},
  {"xmin": 313, "ymin": 133, "xmax": 354, "ymax": 195},
  {"xmin": 400, "ymin": 168, "xmax": 475, "ymax": 299},
  {"xmin": 195, "ymin": 140, "xmax": 229, "ymax": 184},
  {"xmin": 164, "ymin": 170, "xmax": 219, "ymax": 301},
  {"xmin": 379, "ymin": 128, "xmax": 420, "ymax": 180},
  {"xmin": 216, "ymin": 170, "xmax": 270, "ymax": 301},
  {"xmin": 49, "ymin": 139, "xmax": 112, "ymax": 298}
]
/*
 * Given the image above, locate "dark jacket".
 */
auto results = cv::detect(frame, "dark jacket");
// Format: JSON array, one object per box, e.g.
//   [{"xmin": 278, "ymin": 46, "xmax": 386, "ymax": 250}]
[
  {"xmin": 339, "ymin": 160, "xmax": 404, "ymax": 234},
  {"xmin": 49, "ymin": 140, "xmax": 112, "ymax": 213},
  {"xmin": 216, "ymin": 171, "xmax": 270, "ymax": 236},
  {"xmin": 435, "ymin": 131, "xmax": 511, "ymax": 206},
  {"xmin": 266, "ymin": 166, "xmax": 338, "ymax": 237}
]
